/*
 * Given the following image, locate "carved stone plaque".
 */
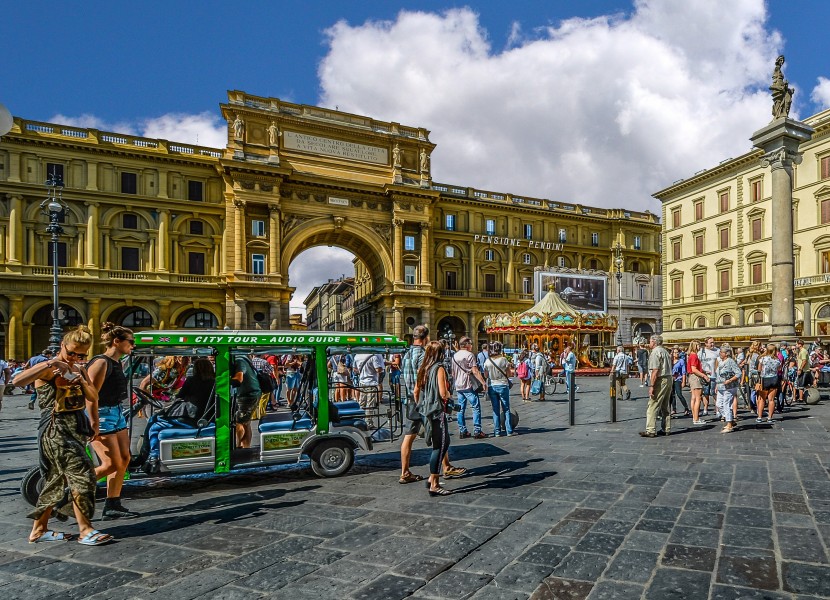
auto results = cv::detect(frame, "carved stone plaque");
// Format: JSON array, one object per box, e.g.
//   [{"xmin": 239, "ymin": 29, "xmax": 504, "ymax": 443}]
[{"xmin": 283, "ymin": 131, "xmax": 388, "ymax": 164}]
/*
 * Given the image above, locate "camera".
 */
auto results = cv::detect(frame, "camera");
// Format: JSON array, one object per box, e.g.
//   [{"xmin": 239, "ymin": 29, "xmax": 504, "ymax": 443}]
[{"xmin": 446, "ymin": 401, "xmax": 462, "ymax": 413}]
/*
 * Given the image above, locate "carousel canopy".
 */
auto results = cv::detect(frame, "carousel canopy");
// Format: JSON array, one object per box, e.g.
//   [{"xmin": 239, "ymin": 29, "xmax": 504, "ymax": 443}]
[{"xmin": 483, "ymin": 290, "xmax": 617, "ymax": 334}]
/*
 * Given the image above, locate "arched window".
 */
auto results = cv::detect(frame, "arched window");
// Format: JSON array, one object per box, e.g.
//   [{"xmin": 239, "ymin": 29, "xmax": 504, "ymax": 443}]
[
  {"xmin": 720, "ymin": 314, "xmax": 733, "ymax": 327},
  {"xmin": 817, "ymin": 304, "xmax": 830, "ymax": 319},
  {"xmin": 752, "ymin": 310, "xmax": 765, "ymax": 324},
  {"xmin": 672, "ymin": 318, "xmax": 683, "ymax": 330},
  {"xmin": 62, "ymin": 307, "xmax": 84, "ymax": 327},
  {"xmin": 445, "ymin": 245, "xmax": 455, "ymax": 258},
  {"xmin": 121, "ymin": 309, "xmax": 153, "ymax": 328},
  {"xmin": 182, "ymin": 310, "xmax": 218, "ymax": 329},
  {"xmin": 630, "ymin": 261, "xmax": 641, "ymax": 273},
  {"xmin": 695, "ymin": 316, "xmax": 707, "ymax": 328}
]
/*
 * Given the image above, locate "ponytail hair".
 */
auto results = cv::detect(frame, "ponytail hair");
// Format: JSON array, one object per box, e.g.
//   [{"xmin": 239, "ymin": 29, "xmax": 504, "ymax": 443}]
[
  {"xmin": 101, "ymin": 321, "xmax": 134, "ymax": 346},
  {"xmin": 62, "ymin": 324, "xmax": 93, "ymax": 347}
]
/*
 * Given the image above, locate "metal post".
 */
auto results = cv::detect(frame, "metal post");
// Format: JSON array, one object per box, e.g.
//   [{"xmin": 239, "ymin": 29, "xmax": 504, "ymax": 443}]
[
  {"xmin": 41, "ymin": 174, "xmax": 67, "ymax": 355},
  {"xmin": 568, "ymin": 371, "xmax": 575, "ymax": 426},
  {"xmin": 609, "ymin": 372, "xmax": 617, "ymax": 423}
]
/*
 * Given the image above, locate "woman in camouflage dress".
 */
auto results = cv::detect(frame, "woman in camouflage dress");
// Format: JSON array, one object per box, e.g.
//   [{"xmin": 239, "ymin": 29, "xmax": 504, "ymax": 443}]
[{"xmin": 13, "ymin": 326, "xmax": 113, "ymax": 545}]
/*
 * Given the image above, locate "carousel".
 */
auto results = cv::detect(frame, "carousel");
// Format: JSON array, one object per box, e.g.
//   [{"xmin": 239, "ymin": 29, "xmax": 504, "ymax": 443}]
[{"xmin": 483, "ymin": 288, "xmax": 618, "ymax": 369}]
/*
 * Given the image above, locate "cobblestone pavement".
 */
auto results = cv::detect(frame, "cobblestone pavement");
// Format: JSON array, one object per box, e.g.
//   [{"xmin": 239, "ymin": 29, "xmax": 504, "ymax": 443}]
[{"xmin": 1, "ymin": 378, "xmax": 829, "ymax": 599}]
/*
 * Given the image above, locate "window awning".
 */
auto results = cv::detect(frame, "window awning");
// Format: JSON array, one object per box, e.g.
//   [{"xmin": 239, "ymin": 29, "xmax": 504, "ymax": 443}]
[{"xmin": 662, "ymin": 324, "xmax": 772, "ymax": 345}]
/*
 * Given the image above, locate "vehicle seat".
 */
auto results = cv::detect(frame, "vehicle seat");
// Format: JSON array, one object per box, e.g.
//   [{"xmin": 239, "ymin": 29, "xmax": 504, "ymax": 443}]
[
  {"xmin": 157, "ymin": 424, "xmax": 216, "ymax": 441},
  {"xmin": 259, "ymin": 417, "xmax": 312, "ymax": 433},
  {"xmin": 331, "ymin": 401, "xmax": 365, "ymax": 422}
]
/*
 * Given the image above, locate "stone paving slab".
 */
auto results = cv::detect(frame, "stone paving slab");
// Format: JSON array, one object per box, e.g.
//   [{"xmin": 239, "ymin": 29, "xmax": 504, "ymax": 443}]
[{"xmin": 1, "ymin": 380, "xmax": 830, "ymax": 599}]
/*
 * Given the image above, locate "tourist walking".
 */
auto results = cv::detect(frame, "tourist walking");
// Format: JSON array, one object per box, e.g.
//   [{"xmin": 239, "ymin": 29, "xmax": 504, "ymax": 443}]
[
  {"xmin": 686, "ymin": 341, "xmax": 708, "ymax": 424},
  {"xmin": 756, "ymin": 343, "xmax": 781, "ymax": 423},
  {"xmin": 562, "ymin": 343, "xmax": 579, "ymax": 395},
  {"xmin": 699, "ymin": 337, "xmax": 719, "ymax": 416},
  {"xmin": 451, "ymin": 336, "xmax": 487, "ymax": 439},
  {"xmin": 611, "ymin": 345, "xmax": 631, "ymax": 401},
  {"xmin": 14, "ymin": 326, "xmax": 113, "ymax": 546},
  {"xmin": 636, "ymin": 344, "xmax": 648, "ymax": 386},
  {"xmin": 530, "ymin": 343, "xmax": 548, "ymax": 401},
  {"xmin": 86, "ymin": 323, "xmax": 139, "ymax": 520},
  {"xmin": 640, "ymin": 334, "xmax": 672, "ymax": 438},
  {"xmin": 747, "ymin": 341, "xmax": 762, "ymax": 411},
  {"xmin": 516, "ymin": 350, "xmax": 533, "ymax": 401},
  {"xmin": 484, "ymin": 342, "xmax": 515, "ymax": 436},
  {"xmin": 714, "ymin": 345, "xmax": 742, "ymax": 433},
  {"xmin": 670, "ymin": 348, "xmax": 690, "ymax": 417},
  {"xmin": 415, "ymin": 341, "xmax": 454, "ymax": 496}
]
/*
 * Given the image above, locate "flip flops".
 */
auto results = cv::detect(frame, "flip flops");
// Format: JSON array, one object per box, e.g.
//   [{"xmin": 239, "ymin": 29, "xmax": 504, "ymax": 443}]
[
  {"xmin": 29, "ymin": 531, "xmax": 73, "ymax": 543},
  {"xmin": 77, "ymin": 530, "xmax": 114, "ymax": 546}
]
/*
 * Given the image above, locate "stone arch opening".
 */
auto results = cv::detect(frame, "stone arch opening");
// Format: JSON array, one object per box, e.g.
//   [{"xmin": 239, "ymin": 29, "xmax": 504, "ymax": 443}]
[
  {"xmin": 30, "ymin": 303, "xmax": 85, "ymax": 354},
  {"xmin": 436, "ymin": 315, "xmax": 467, "ymax": 344}
]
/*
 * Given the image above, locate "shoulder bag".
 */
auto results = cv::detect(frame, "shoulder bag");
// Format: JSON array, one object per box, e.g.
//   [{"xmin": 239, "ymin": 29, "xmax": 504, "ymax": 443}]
[{"xmin": 487, "ymin": 358, "xmax": 514, "ymax": 391}]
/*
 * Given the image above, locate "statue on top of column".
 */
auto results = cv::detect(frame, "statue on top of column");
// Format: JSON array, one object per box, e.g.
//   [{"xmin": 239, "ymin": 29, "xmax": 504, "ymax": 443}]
[
  {"xmin": 232, "ymin": 114, "xmax": 245, "ymax": 139},
  {"xmin": 419, "ymin": 148, "xmax": 429, "ymax": 174},
  {"xmin": 770, "ymin": 55, "xmax": 794, "ymax": 120},
  {"xmin": 267, "ymin": 121, "xmax": 280, "ymax": 146}
]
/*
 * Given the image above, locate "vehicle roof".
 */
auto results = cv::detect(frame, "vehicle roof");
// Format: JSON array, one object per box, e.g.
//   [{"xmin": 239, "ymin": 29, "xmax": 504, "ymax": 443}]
[{"xmin": 134, "ymin": 330, "xmax": 406, "ymax": 347}]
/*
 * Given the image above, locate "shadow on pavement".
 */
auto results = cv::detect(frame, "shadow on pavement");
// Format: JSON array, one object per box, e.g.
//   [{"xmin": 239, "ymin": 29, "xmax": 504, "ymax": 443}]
[{"xmin": 451, "ymin": 458, "xmax": 555, "ymax": 492}]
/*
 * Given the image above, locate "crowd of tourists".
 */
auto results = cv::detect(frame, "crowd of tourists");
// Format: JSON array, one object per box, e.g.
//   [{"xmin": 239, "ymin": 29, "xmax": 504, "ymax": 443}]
[{"xmin": 619, "ymin": 334, "xmax": 830, "ymax": 438}]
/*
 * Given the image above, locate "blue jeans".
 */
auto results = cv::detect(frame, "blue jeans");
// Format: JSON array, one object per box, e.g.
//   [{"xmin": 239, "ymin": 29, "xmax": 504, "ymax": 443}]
[
  {"xmin": 148, "ymin": 417, "xmax": 191, "ymax": 458},
  {"xmin": 488, "ymin": 384, "xmax": 512, "ymax": 435},
  {"xmin": 456, "ymin": 389, "xmax": 482, "ymax": 434}
]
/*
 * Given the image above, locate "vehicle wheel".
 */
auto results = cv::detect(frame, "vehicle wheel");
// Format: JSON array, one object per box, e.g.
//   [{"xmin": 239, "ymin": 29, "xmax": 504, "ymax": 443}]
[
  {"xmin": 310, "ymin": 441, "xmax": 354, "ymax": 478},
  {"xmin": 20, "ymin": 466, "xmax": 43, "ymax": 507},
  {"xmin": 784, "ymin": 387, "xmax": 795, "ymax": 407},
  {"xmin": 544, "ymin": 378, "xmax": 557, "ymax": 395}
]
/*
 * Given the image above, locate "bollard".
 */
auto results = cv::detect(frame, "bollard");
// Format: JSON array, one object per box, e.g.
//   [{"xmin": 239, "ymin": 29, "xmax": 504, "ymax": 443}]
[
  {"xmin": 609, "ymin": 372, "xmax": 617, "ymax": 423},
  {"xmin": 568, "ymin": 372, "xmax": 576, "ymax": 426}
]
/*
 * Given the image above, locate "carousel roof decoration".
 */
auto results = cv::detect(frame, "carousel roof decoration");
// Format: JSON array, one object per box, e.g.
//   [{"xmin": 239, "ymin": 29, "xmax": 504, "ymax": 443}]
[{"xmin": 483, "ymin": 288, "xmax": 617, "ymax": 334}]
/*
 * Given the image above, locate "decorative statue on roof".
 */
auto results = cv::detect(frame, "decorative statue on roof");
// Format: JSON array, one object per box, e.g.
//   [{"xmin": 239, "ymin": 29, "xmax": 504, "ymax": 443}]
[{"xmin": 770, "ymin": 55, "xmax": 794, "ymax": 120}]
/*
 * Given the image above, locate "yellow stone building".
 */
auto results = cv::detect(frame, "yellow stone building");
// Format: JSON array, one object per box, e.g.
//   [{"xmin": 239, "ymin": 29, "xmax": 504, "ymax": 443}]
[
  {"xmin": 656, "ymin": 108, "xmax": 830, "ymax": 344},
  {"xmin": 0, "ymin": 90, "xmax": 661, "ymax": 359}
]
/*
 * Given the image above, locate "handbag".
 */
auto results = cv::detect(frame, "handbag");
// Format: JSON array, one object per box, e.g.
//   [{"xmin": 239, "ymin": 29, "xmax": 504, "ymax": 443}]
[
  {"xmin": 453, "ymin": 354, "xmax": 483, "ymax": 395},
  {"xmin": 530, "ymin": 379, "xmax": 542, "ymax": 395},
  {"xmin": 54, "ymin": 383, "xmax": 85, "ymax": 412},
  {"xmin": 761, "ymin": 376, "xmax": 778, "ymax": 389}
]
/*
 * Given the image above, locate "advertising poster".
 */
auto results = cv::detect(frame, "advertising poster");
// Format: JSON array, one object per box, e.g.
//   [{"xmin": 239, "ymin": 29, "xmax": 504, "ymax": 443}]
[{"xmin": 534, "ymin": 271, "xmax": 607, "ymax": 313}]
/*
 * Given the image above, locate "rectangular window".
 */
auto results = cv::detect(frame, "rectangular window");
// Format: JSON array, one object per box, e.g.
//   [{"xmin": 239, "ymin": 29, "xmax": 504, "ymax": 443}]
[
  {"xmin": 524, "ymin": 224, "xmax": 532, "ymax": 239},
  {"xmin": 47, "ymin": 241, "xmax": 68, "ymax": 267},
  {"xmin": 751, "ymin": 263, "xmax": 762, "ymax": 284},
  {"xmin": 404, "ymin": 265, "xmax": 416, "ymax": 285},
  {"xmin": 189, "ymin": 220, "xmax": 204, "ymax": 235},
  {"xmin": 694, "ymin": 234, "xmax": 703, "ymax": 256},
  {"xmin": 46, "ymin": 162, "xmax": 64, "ymax": 182},
  {"xmin": 719, "ymin": 191, "xmax": 729, "ymax": 213},
  {"xmin": 251, "ymin": 254, "xmax": 265, "ymax": 274},
  {"xmin": 694, "ymin": 202, "xmax": 703, "ymax": 220},
  {"xmin": 633, "ymin": 236, "xmax": 641, "ymax": 250},
  {"xmin": 445, "ymin": 246, "xmax": 455, "ymax": 258},
  {"xmin": 720, "ymin": 269, "xmax": 730, "ymax": 291},
  {"xmin": 485, "ymin": 249, "xmax": 494, "ymax": 261},
  {"xmin": 188, "ymin": 252, "xmax": 205, "ymax": 275},
  {"xmin": 251, "ymin": 219, "xmax": 265, "ymax": 237},
  {"xmin": 445, "ymin": 270, "xmax": 457, "ymax": 290},
  {"xmin": 751, "ymin": 218, "xmax": 762, "ymax": 241},
  {"xmin": 557, "ymin": 256, "xmax": 565, "ymax": 267},
  {"xmin": 671, "ymin": 240, "xmax": 681, "ymax": 261},
  {"xmin": 822, "ymin": 156, "xmax": 830, "ymax": 180},
  {"xmin": 719, "ymin": 227, "xmax": 729, "ymax": 249},
  {"xmin": 522, "ymin": 277, "xmax": 532, "ymax": 295},
  {"xmin": 121, "ymin": 172, "xmax": 137, "ymax": 195},
  {"xmin": 484, "ymin": 273, "xmax": 496, "ymax": 292},
  {"xmin": 558, "ymin": 228, "xmax": 567, "ymax": 243},
  {"xmin": 672, "ymin": 208, "xmax": 681, "ymax": 228},
  {"xmin": 751, "ymin": 179, "xmax": 762, "ymax": 202},
  {"xmin": 485, "ymin": 219, "xmax": 495, "ymax": 235},
  {"xmin": 187, "ymin": 180, "xmax": 203, "ymax": 201},
  {"xmin": 121, "ymin": 247, "xmax": 139, "ymax": 271},
  {"xmin": 404, "ymin": 235, "xmax": 415, "ymax": 251},
  {"xmin": 591, "ymin": 232, "xmax": 599, "ymax": 247},
  {"xmin": 694, "ymin": 274, "xmax": 704, "ymax": 296},
  {"xmin": 122, "ymin": 214, "xmax": 138, "ymax": 230},
  {"xmin": 821, "ymin": 251, "xmax": 830, "ymax": 275},
  {"xmin": 445, "ymin": 214, "xmax": 456, "ymax": 231},
  {"xmin": 522, "ymin": 253, "xmax": 531, "ymax": 265},
  {"xmin": 639, "ymin": 284, "xmax": 647, "ymax": 301},
  {"xmin": 672, "ymin": 279, "xmax": 681, "ymax": 299},
  {"xmin": 821, "ymin": 199, "xmax": 830, "ymax": 224}
]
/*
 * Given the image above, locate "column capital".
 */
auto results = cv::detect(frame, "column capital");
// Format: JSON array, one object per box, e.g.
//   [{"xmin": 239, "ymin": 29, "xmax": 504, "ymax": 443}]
[
  {"xmin": 84, "ymin": 201, "xmax": 100, "ymax": 208},
  {"xmin": 268, "ymin": 204, "xmax": 281, "ymax": 214},
  {"xmin": 393, "ymin": 218, "xmax": 405, "ymax": 228},
  {"xmin": 419, "ymin": 221, "xmax": 429, "ymax": 231},
  {"xmin": 6, "ymin": 193, "xmax": 22, "ymax": 202},
  {"xmin": 233, "ymin": 198, "xmax": 246, "ymax": 209},
  {"xmin": 760, "ymin": 147, "xmax": 803, "ymax": 170}
]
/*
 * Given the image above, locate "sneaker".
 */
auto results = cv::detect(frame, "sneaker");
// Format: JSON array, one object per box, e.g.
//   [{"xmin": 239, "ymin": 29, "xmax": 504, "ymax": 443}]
[
  {"xmin": 473, "ymin": 431, "xmax": 487, "ymax": 439},
  {"xmin": 102, "ymin": 501, "xmax": 140, "ymax": 520},
  {"xmin": 638, "ymin": 431, "xmax": 657, "ymax": 438},
  {"xmin": 692, "ymin": 420, "xmax": 706, "ymax": 425},
  {"xmin": 575, "ymin": 386, "xmax": 580, "ymax": 392},
  {"xmin": 459, "ymin": 431, "xmax": 471, "ymax": 439},
  {"xmin": 702, "ymin": 410, "xmax": 709, "ymax": 416},
  {"xmin": 766, "ymin": 417, "xmax": 775, "ymax": 423},
  {"xmin": 508, "ymin": 431, "xmax": 518, "ymax": 437},
  {"xmin": 755, "ymin": 418, "xmax": 764, "ymax": 423}
]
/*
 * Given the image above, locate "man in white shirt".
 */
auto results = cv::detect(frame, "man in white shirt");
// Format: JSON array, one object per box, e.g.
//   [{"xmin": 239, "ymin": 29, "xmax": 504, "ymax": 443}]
[
  {"xmin": 699, "ymin": 337, "xmax": 719, "ymax": 416},
  {"xmin": 451, "ymin": 336, "xmax": 487, "ymax": 439},
  {"xmin": 354, "ymin": 352, "xmax": 384, "ymax": 427},
  {"xmin": 611, "ymin": 346, "xmax": 632, "ymax": 401}
]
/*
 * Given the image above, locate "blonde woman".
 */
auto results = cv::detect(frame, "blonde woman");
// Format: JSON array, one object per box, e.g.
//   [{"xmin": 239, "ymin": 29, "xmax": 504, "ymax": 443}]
[
  {"xmin": 757, "ymin": 343, "xmax": 781, "ymax": 423},
  {"xmin": 13, "ymin": 326, "xmax": 113, "ymax": 546},
  {"xmin": 686, "ymin": 341, "xmax": 709, "ymax": 425}
]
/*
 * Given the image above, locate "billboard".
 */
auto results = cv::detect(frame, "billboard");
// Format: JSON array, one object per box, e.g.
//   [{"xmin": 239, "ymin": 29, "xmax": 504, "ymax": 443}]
[{"xmin": 533, "ymin": 271, "xmax": 608, "ymax": 313}]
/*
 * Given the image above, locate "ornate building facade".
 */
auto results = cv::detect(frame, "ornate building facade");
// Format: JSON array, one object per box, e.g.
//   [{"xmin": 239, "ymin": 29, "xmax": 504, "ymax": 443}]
[
  {"xmin": 656, "ymin": 108, "xmax": 830, "ymax": 344},
  {"xmin": 0, "ymin": 90, "xmax": 661, "ymax": 358}
]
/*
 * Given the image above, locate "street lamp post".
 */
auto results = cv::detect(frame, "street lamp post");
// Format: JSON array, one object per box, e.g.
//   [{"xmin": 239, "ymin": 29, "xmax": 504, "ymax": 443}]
[
  {"xmin": 39, "ymin": 174, "xmax": 68, "ymax": 354},
  {"xmin": 614, "ymin": 242, "xmax": 624, "ymax": 346}
]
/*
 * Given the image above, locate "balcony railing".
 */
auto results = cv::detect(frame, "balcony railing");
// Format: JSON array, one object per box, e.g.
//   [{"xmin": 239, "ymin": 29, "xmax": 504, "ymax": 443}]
[
  {"xmin": 733, "ymin": 282, "xmax": 771, "ymax": 295},
  {"xmin": 440, "ymin": 289, "xmax": 465, "ymax": 297},
  {"xmin": 794, "ymin": 274, "xmax": 830, "ymax": 288}
]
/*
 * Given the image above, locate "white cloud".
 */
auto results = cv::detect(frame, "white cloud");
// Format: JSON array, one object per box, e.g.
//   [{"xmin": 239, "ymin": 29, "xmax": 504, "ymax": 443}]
[
  {"xmin": 811, "ymin": 77, "xmax": 830, "ymax": 110},
  {"xmin": 288, "ymin": 246, "xmax": 356, "ymax": 317},
  {"xmin": 318, "ymin": 0, "xmax": 783, "ymax": 212},
  {"xmin": 49, "ymin": 112, "xmax": 226, "ymax": 148}
]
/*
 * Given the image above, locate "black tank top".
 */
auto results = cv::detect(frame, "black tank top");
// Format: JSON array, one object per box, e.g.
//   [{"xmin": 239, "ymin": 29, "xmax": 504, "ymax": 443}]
[{"xmin": 90, "ymin": 355, "xmax": 128, "ymax": 407}]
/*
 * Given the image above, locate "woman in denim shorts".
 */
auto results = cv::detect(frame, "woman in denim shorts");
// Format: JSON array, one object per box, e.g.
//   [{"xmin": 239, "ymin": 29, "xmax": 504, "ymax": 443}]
[{"xmin": 87, "ymin": 323, "xmax": 139, "ymax": 520}]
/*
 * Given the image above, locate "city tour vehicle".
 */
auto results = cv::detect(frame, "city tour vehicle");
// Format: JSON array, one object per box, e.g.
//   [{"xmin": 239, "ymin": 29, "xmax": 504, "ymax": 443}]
[{"xmin": 21, "ymin": 329, "xmax": 407, "ymax": 506}]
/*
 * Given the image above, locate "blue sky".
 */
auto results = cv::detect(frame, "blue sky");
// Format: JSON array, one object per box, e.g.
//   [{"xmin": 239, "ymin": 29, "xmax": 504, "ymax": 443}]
[{"xmin": 4, "ymin": 1, "xmax": 829, "ymax": 315}]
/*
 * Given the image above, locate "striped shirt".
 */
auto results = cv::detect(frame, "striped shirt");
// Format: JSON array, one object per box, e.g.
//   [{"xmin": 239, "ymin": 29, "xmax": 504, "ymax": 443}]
[{"xmin": 401, "ymin": 345, "xmax": 425, "ymax": 404}]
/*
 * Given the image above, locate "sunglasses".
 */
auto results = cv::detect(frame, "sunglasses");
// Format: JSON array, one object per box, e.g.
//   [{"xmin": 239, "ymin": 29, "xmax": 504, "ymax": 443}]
[
  {"xmin": 120, "ymin": 338, "xmax": 136, "ymax": 346},
  {"xmin": 65, "ymin": 351, "xmax": 87, "ymax": 359}
]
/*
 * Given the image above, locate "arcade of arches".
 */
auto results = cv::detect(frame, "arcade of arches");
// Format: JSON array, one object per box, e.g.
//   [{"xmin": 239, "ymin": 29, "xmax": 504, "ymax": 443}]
[{"xmin": 0, "ymin": 90, "xmax": 661, "ymax": 359}]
